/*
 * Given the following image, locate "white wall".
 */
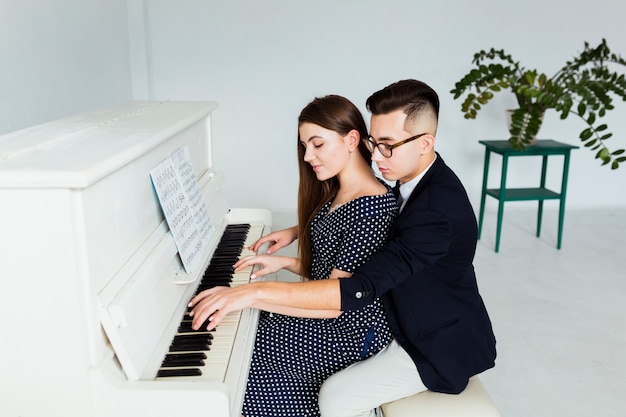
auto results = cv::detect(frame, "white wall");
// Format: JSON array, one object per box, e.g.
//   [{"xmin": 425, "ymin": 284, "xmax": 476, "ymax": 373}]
[
  {"xmin": 139, "ymin": 0, "xmax": 626, "ymax": 212},
  {"xmin": 1, "ymin": 0, "xmax": 625, "ymax": 212},
  {"xmin": 0, "ymin": 0, "xmax": 133, "ymax": 134}
]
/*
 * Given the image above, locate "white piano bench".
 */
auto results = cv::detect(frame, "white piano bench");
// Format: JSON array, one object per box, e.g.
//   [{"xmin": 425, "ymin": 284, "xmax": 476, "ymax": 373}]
[{"xmin": 381, "ymin": 376, "xmax": 500, "ymax": 417}]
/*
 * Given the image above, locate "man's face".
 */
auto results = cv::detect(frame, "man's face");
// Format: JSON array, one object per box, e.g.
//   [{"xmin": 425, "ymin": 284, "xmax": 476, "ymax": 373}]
[{"xmin": 369, "ymin": 110, "xmax": 426, "ymax": 184}]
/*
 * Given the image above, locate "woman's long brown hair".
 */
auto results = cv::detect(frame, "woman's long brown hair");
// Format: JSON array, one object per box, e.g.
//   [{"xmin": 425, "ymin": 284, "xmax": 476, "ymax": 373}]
[{"xmin": 296, "ymin": 95, "xmax": 371, "ymax": 277}]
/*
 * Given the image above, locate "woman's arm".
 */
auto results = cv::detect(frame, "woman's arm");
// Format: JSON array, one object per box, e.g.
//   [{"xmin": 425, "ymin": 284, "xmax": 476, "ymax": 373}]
[
  {"xmin": 234, "ymin": 253, "xmax": 304, "ymax": 279},
  {"xmin": 249, "ymin": 226, "xmax": 298, "ymax": 254}
]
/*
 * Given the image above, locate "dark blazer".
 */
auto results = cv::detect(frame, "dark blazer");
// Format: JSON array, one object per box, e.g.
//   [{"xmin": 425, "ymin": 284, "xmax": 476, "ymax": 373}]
[{"xmin": 340, "ymin": 154, "xmax": 497, "ymax": 394}]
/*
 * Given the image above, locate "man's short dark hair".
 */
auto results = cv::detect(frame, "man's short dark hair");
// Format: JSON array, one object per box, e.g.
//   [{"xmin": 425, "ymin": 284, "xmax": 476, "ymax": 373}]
[{"xmin": 366, "ymin": 79, "xmax": 440, "ymax": 123}]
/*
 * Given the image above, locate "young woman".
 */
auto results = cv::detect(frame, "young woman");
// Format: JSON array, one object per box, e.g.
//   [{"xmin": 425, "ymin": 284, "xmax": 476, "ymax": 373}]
[{"xmin": 194, "ymin": 95, "xmax": 397, "ymax": 416}]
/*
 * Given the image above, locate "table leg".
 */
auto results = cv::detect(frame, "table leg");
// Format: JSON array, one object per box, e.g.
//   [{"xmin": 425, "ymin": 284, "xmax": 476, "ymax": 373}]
[
  {"xmin": 557, "ymin": 151, "xmax": 572, "ymax": 249},
  {"xmin": 537, "ymin": 155, "xmax": 548, "ymax": 237},
  {"xmin": 495, "ymin": 155, "xmax": 509, "ymax": 252},
  {"xmin": 478, "ymin": 149, "xmax": 491, "ymax": 240}
]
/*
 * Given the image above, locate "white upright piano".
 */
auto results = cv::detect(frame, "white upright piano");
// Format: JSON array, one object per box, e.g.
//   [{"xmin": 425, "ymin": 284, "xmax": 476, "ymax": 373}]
[{"xmin": 0, "ymin": 101, "xmax": 271, "ymax": 417}]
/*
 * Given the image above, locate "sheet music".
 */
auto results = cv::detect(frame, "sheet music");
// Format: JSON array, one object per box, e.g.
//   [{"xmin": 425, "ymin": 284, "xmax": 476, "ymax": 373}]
[
  {"xmin": 150, "ymin": 147, "xmax": 214, "ymax": 275},
  {"xmin": 171, "ymin": 147, "xmax": 213, "ymax": 244}
]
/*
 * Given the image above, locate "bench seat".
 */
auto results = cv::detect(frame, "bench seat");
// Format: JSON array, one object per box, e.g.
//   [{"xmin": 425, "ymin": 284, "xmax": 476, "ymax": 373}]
[{"xmin": 381, "ymin": 376, "xmax": 500, "ymax": 417}]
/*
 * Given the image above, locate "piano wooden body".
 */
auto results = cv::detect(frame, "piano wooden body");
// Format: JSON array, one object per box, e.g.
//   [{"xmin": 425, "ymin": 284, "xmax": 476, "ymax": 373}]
[{"xmin": 0, "ymin": 101, "xmax": 271, "ymax": 417}]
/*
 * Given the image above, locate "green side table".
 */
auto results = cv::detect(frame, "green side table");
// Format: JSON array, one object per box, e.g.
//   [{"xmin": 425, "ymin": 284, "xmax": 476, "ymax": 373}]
[{"xmin": 477, "ymin": 139, "xmax": 579, "ymax": 252}]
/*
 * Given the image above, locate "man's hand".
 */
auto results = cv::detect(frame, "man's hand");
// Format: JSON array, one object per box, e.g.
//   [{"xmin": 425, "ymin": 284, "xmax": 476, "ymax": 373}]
[
  {"xmin": 188, "ymin": 285, "xmax": 257, "ymax": 331},
  {"xmin": 188, "ymin": 279, "xmax": 343, "ymax": 330}
]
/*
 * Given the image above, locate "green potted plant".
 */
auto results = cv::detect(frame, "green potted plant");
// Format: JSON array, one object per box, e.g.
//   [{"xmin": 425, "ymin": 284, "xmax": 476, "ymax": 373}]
[{"xmin": 450, "ymin": 39, "xmax": 626, "ymax": 169}]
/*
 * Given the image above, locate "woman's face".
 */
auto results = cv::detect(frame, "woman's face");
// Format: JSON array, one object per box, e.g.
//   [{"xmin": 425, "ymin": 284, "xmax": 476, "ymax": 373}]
[{"xmin": 299, "ymin": 122, "xmax": 352, "ymax": 181}]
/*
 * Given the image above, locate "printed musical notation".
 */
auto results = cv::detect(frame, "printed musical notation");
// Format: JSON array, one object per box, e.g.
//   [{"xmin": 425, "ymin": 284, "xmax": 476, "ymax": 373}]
[{"xmin": 150, "ymin": 147, "xmax": 214, "ymax": 274}]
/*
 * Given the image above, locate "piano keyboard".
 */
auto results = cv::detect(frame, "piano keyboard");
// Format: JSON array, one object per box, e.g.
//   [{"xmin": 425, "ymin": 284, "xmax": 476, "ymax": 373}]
[{"xmin": 156, "ymin": 223, "xmax": 263, "ymax": 380}]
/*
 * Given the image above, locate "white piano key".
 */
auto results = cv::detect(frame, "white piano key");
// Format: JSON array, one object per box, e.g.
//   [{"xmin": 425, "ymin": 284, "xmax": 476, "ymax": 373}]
[{"xmin": 155, "ymin": 223, "xmax": 264, "ymax": 382}]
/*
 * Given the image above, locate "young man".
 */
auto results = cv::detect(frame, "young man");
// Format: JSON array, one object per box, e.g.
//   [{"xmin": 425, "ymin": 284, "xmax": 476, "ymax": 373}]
[{"xmin": 189, "ymin": 79, "xmax": 496, "ymax": 417}]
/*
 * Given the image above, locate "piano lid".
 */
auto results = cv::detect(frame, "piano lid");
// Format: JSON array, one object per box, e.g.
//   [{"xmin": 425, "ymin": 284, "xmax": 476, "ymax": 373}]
[{"xmin": 0, "ymin": 101, "xmax": 218, "ymax": 189}]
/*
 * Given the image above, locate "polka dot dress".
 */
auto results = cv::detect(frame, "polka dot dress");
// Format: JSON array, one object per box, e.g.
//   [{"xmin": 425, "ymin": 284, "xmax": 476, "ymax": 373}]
[{"xmin": 242, "ymin": 190, "xmax": 397, "ymax": 417}]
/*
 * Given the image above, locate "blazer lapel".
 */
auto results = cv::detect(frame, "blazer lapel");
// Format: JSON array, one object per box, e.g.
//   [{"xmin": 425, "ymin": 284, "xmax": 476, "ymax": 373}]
[{"xmin": 399, "ymin": 153, "xmax": 445, "ymax": 214}]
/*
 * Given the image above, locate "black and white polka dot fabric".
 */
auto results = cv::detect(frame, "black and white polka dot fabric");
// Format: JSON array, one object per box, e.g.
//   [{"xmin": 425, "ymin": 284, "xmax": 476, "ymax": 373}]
[{"xmin": 242, "ymin": 190, "xmax": 396, "ymax": 417}]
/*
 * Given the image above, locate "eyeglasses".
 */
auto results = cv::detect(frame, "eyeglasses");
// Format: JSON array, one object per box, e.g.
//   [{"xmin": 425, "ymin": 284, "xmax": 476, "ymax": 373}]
[{"xmin": 363, "ymin": 133, "xmax": 428, "ymax": 158}]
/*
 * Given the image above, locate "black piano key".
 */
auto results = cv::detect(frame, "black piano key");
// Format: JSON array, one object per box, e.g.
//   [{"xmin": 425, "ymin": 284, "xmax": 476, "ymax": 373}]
[
  {"xmin": 180, "ymin": 315, "xmax": 216, "ymax": 333},
  {"xmin": 157, "ymin": 368, "xmax": 202, "ymax": 378},
  {"xmin": 157, "ymin": 223, "xmax": 252, "ymax": 376},
  {"xmin": 204, "ymin": 262, "xmax": 234, "ymax": 268},
  {"xmin": 206, "ymin": 270, "xmax": 235, "ymax": 276},
  {"xmin": 162, "ymin": 354, "xmax": 205, "ymax": 367},
  {"xmin": 201, "ymin": 272, "xmax": 233, "ymax": 279},
  {"xmin": 208, "ymin": 260, "xmax": 237, "ymax": 266},
  {"xmin": 164, "ymin": 352, "xmax": 207, "ymax": 361},
  {"xmin": 212, "ymin": 260, "xmax": 237, "ymax": 265},
  {"xmin": 170, "ymin": 337, "xmax": 212, "ymax": 351},
  {"xmin": 194, "ymin": 285, "xmax": 230, "ymax": 294},
  {"xmin": 177, "ymin": 321, "xmax": 216, "ymax": 334},
  {"xmin": 197, "ymin": 278, "xmax": 232, "ymax": 284},
  {"xmin": 171, "ymin": 334, "xmax": 213, "ymax": 344},
  {"xmin": 160, "ymin": 361, "xmax": 204, "ymax": 368},
  {"xmin": 169, "ymin": 342, "xmax": 211, "ymax": 352},
  {"xmin": 161, "ymin": 358, "xmax": 205, "ymax": 367},
  {"xmin": 169, "ymin": 338, "xmax": 211, "ymax": 346},
  {"xmin": 199, "ymin": 276, "xmax": 232, "ymax": 281},
  {"xmin": 173, "ymin": 332, "xmax": 213, "ymax": 339},
  {"xmin": 199, "ymin": 277, "xmax": 233, "ymax": 283},
  {"xmin": 201, "ymin": 271, "xmax": 232, "ymax": 277}
]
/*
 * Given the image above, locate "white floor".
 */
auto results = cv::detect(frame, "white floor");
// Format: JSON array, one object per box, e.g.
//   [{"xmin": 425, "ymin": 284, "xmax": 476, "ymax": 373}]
[
  {"xmin": 273, "ymin": 206, "xmax": 626, "ymax": 417},
  {"xmin": 474, "ymin": 207, "xmax": 626, "ymax": 417}
]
